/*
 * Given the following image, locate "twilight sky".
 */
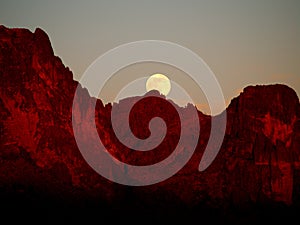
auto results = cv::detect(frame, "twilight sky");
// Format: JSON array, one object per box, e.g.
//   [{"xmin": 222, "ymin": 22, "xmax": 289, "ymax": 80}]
[{"xmin": 1, "ymin": 0, "xmax": 299, "ymax": 113}]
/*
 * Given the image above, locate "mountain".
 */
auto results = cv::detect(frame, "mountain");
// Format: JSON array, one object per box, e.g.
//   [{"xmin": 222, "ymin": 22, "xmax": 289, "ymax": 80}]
[{"xmin": 1, "ymin": 25, "xmax": 300, "ymax": 224}]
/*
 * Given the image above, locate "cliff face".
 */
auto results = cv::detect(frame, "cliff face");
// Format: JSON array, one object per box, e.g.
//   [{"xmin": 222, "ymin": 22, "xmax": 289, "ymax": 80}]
[
  {"xmin": 224, "ymin": 85, "xmax": 300, "ymax": 204},
  {"xmin": 0, "ymin": 25, "xmax": 300, "ymax": 211},
  {"xmin": 0, "ymin": 25, "xmax": 106, "ymax": 200}
]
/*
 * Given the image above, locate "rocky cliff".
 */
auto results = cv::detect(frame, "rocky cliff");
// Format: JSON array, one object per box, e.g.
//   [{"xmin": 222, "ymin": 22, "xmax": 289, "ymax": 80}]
[{"xmin": 1, "ymin": 25, "xmax": 300, "ymax": 224}]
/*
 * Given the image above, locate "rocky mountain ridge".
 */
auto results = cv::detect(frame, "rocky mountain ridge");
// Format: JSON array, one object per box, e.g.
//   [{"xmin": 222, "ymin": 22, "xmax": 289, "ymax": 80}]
[{"xmin": 1, "ymin": 25, "xmax": 300, "ymax": 220}]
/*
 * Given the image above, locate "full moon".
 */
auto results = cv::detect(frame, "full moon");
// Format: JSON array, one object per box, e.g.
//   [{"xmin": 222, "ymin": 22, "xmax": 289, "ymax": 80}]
[{"xmin": 146, "ymin": 73, "xmax": 171, "ymax": 96}]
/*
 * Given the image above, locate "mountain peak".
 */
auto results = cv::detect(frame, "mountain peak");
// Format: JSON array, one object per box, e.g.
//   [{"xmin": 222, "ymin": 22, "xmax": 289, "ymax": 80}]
[
  {"xmin": 242, "ymin": 84, "xmax": 298, "ymax": 100},
  {"xmin": 228, "ymin": 84, "xmax": 299, "ymax": 124},
  {"xmin": 0, "ymin": 25, "xmax": 54, "ymax": 59},
  {"xmin": 144, "ymin": 89, "xmax": 165, "ymax": 98},
  {"xmin": 33, "ymin": 27, "xmax": 54, "ymax": 56}
]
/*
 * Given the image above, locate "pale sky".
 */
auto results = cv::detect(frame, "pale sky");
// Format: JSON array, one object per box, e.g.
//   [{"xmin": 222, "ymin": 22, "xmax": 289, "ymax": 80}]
[{"xmin": 1, "ymin": 0, "xmax": 299, "ymax": 113}]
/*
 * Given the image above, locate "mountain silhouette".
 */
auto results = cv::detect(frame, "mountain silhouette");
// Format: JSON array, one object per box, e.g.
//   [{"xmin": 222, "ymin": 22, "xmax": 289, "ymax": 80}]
[{"xmin": 1, "ymin": 25, "xmax": 300, "ymax": 224}]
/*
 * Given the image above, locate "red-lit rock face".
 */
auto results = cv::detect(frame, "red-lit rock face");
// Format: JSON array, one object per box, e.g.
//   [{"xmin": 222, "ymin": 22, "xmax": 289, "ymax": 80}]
[{"xmin": 0, "ymin": 25, "xmax": 300, "ymax": 208}]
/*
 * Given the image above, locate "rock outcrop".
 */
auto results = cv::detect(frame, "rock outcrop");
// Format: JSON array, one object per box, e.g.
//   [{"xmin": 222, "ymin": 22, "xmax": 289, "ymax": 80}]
[{"xmin": 1, "ymin": 25, "xmax": 300, "ymax": 223}]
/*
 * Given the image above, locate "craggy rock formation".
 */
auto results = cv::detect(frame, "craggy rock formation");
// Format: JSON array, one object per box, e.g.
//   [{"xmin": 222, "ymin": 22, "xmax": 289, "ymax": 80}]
[{"xmin": 1, "ymin": 25, "xmax": 299, "ymax": 224}]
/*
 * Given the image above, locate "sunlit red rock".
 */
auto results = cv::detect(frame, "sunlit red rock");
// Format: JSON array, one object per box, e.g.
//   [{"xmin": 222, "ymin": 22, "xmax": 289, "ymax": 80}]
[{"xmin": 1, "ymin": 25, "xmax": 300, "ymax": 220}]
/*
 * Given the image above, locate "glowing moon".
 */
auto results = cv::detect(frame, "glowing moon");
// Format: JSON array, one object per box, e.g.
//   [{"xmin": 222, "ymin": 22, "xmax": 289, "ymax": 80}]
[{"xmin": 146, "ymin": 73, "xmax": 171, "ymax": 96}]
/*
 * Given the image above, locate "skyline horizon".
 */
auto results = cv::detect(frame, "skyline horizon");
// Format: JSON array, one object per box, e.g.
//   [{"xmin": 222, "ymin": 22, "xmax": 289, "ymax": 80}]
[
  {"xmin": 1, "ymin": 0, "xmax": 299, "ymax": 115},
  {"xmin": 2, "ymin": 24, "xmax": 299, "ymax": 115}
]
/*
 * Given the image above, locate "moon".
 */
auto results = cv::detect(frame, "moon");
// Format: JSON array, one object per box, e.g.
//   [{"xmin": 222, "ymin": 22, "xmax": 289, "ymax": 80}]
[{"xmin": 146, "ymin": 73, "xmax": 171, "ymax": 96}]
